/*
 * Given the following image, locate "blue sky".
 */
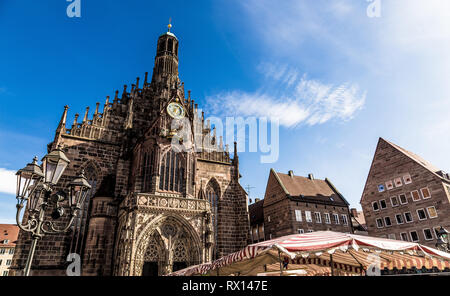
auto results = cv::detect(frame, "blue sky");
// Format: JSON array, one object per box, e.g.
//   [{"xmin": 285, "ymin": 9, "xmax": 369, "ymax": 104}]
[{"xmin": 1, "ymin": 0, "xmax": 450, "ymax": 223}]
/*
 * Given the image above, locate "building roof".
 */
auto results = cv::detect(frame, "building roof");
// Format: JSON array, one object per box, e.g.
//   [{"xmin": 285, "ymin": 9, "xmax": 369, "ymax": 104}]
[
  {"xmin": 351, "ymin": 211, "xmax": 367, "ymax": 231},
  {"xmin": 249, "ymin": 199, "xmax": 264, "ymax": 225},
  {"xmin": 0, "ymin": 224, "xmax": 19, "ymax": 248},
  {"xmin": 382, "ymin": 138, "xmax": 450, "ymax": 183},
  {"xmin": 272, "ymin": 170, "xmax": 349, "ymax": 206}
]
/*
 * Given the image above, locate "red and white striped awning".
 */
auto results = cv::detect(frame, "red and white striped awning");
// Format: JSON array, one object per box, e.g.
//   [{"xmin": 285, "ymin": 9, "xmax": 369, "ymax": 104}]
[{"xmin": 168, "ymin": 231, "xmax": 450, "ymax": 276}]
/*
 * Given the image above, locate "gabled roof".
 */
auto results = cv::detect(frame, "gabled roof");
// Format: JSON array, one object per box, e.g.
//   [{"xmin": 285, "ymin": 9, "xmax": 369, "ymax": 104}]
[
  {"xmin": 271, "ymin": 169, "xmax": 349, "ymax": 206},
  {"xmin": 0, "ymin": 224, "xmax": 19, "ymax": 247}
]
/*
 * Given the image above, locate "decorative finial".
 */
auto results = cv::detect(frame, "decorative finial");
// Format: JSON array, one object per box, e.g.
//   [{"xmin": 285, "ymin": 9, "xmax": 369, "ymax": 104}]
[
  {"xmin": 168, "ymin": 17, "xmax": 172, "ymax": 32},
  {"xmin": 32, "ymin": 156, "xmax": 39, "ymax": 164}
]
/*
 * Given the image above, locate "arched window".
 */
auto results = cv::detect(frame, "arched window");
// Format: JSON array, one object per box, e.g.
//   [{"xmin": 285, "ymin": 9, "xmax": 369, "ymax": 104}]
[
  {"xmin": 69, "ymin": 165, "xmax": 97, "ymax": 255},
  {"xmin": 158, "ymin": 39, "xmax": 166, "ymax": 52},
  {"xmin": 159, "ymin": 150, "xmax": 185, "ymax": 193},
  {"xmin": 167, "ymin": 39, "xmax": 173, "ymax": 53},
  {"xmin": 206, "ymin": 179, "xmax": 219, "ymax": 257},
  {"xmin": 142, "ymin": 150, "xmax": 155, "ymax": 192}
]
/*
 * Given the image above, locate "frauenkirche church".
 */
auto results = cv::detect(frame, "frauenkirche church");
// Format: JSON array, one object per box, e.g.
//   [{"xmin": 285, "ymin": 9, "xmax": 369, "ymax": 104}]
[{"xmin": 11, "ymin": 24, "xmax": 250, "ymax": 276}]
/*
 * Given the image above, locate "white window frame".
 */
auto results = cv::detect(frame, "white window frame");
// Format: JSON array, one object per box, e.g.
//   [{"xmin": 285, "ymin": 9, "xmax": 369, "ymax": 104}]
[
  {"xmin": 298, "ymin": 229, "xmax": 304, "ymax": 234},
  {"xmin": 395, "ymin": 213, "xmax": 404, "ymax": 225},
  {"xmin": 341, "ymin": 214, "xmax": 348, "ymax": 226},
  {"xmin": 409, "ymin": 231, "xmax": 419, "ymax": 242},
  {"xmin": 295, "ymin": 209, "xmax": 302, "ymax": 222},
  {"xmin": 416, "ymin": 208, "xmax": 427, "ymax": 221},
  {"xmin": 305, "ymin": 211, "xmax": 312, "ymax": 223},
  {"xmin": 379, "ymin": 199, "xmax": 387, "ymax": 209},
  {"xmin": 372, "ymin": 201, "xmax": 380, "ymax": 211},
  {"xmin": 400, "ymin": 232, "xmax": 409, "ymax": 241},
  {"xmin": 404, "ymin": 212, "xmax": 413, "ymax": 223},
  {"xmin": 324, "ymin": 213, "xmax": 331, "ymax": 224},
  {"xmin": 420, "ymin": 187, "xmax": 431, "ymax": 199},
  {"xmin": 333, "ymin": 213, "xmax": 339, "ymax": 225},
  {"xmin": 390, "ymin": 196, "xmax": 399, "ymax": 207},
  {"xmin": 378, "ymin": 184, "xmax": 385, "ymax": 192},
  {"xmin": 423, "ymin": 228, "xmax": 434, "ymax": 241},
  {"xmin": 399, "ymin": 193, "xmax": 408, "ymax": 205},
  {"xmin": 384, "ymin": 216, "xmax": 392, "ymax": 227},
  {"xmin": 314, "ymin": 212, "xmax": 322, "ymax": 223},
  {"xmin": 403, "ymin": 174, "xmax": 412, "ymax": 184},
  {"xmin": 411, "ymin": 190, "xmax": 421, "ymax": 202},
  {"xmin": 376, "ymin": 218, "xmax": 384, "ymax": 228},
  {"xmin": 386, "ymin": 180, "xmax": 394, "ymax": 190},
  {"xmin": 394, "ymin": 177, "xmax": 403, "ymax": 187},
  {"xmin": 426, "ymin": 206, "xmax": 438, "ymax": 219}
]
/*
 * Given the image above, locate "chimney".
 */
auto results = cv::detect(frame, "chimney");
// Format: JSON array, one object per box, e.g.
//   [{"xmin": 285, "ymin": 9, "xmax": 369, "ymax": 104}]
[
  {"xmin": 308, "ymin": 173, "xmax": 314, "ymax": 180},
  {"xmin": 350, "ymin": 208, "xmax": 358, "ymax": 218},
  {"xmin": 288, "ymin": 170, "xmax": 294, "ymax": 177}
]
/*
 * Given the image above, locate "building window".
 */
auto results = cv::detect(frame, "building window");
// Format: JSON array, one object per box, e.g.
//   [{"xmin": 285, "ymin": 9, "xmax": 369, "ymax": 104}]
[
  {"xmin": 390, "ymin": 196, "xmax": 399, "ymax": 207},
  {"xmin": 341, "ymin": 214, "xmax": 348, "ymax": 226},
  {"xmin": 410, "ymin": 231, "xmax": 419, "ymax": 242},
  {"xmin": 379, "ymin": 199, "xmax": 387, "ymax": 209},
  {"xmin": 3, "ymin": 239, "xmax": 9, "ymax": 244},
  {"xmin": 307, "ymin": 229, "xmax": 314, "ymax": 233},
  {"xmin": 333, "ymin": 213, "xmax": 339, "ymax": 224},
  {"xmin": 0, "ymin": 249, "xmax": 5, "ymax": 254},
  {"xmin": 426, "ymin": 206, "xmax": 438, "ymax": 218},
  {"xmin": 403, "ymin": 174, "xmax": 412, "ymax": 184},
  {"xmin": 423, "ymin": 229, "xmax": 434, "ymax": 241},
  {"xmin": 404, "ymin": 212, "xmax": 413, "ymax": 223},
  {"xmin": 8, "ymin": 248, "xmax": 14, "ymax": 254},
  {"xmin": 376, "ymin": 218, "xmax": 384, "ymax": 228},
  {"xmin": 298, "ymin": 229, "xmax": 304, "ymax": 234},
  {"xmin": 142, "ymin": 149, "xmax": 155, "ymax": 192},
  {"xmin": 0, "ymin": 259, "xmax": 2, "ymax": 265},
  {"xmin": 395, "ymin": 214, "xmax": 404, "ymax": 224},
  {"xmin": 420, "ymin": 187, "xmax": 431, "ymax": 199},
  {"xmin": 433, "ymin": 227, "xmax": 441, "ymax": 237},
  {"xmin": 314, "ymin": 212, "xmax": 322, "ymax": 223},
  {"xmin": 384, "ymin": 217, "xmax": 392, "ymax": 227},
  {"xmin": 394, "ymin": 177, "xmax": 403, "ymax": 187},
  {"xmin": 6, "ymin": 259, "xmax": 11, "ymax": 266},
  {"xmin": 372, "ymin": 201, "xmax": 380, "ymax": 211},
  {"xmin": 399, "ymin": 194, "xmax": 408, "ymax": 204},
  {"xmin": 159, "ymin": 150, "xmax": 185, "ymax": 193},
  {"xmin": 206, "ymin": 179, "xmax": 220, "ymax": 247},
  {"xmin": 378, "ymin": 184, "xmax": 385, "ymax": 192},
  {"xmin": 388, "ymin": 234, "xmax": 396, "ymax": 240},
  {"xmin": 267, "ymin": 216, "xmax": 271, "ymax": 223},
  {"xmin": 400, "ymin": 232, "xmax": 409, "ymax": 241},
  {"xmin": 305, "ymin": 211, "xmax": 312, "ymax": 223},
  {"xmin": 3, "ymin": 271, "xmax": 8, "ymax": 276},
  {"xmin": 295, "ymin": 210, "xmax": 302, "ymax": 222},
  {"xmin": 386, "ymin": 181, "xmax": 394, "ymax": 190},
  {"xmin": 417, "ymin": 209, "xmax": 427, "ymax": 221},
  {"xmin": 411, "ymin": 190, "xmax": 421, "ymax": 202},
  {"xmin": 269, "ymin": 234, "xmax": 272, "ymax": 239},
  {"xmin": 324, "ymin": 213, "xmax": 331, "ymax": 224}
]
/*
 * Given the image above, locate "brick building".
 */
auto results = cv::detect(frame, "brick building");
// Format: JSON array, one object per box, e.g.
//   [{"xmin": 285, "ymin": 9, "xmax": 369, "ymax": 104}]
[
  {"xmin": 361, "ymin": 138, "xmax": 450, "ymax": 246},
  {"xmin": 248, "ymin": 199, "xmax": 264, "ymax": 243},
  {"xmin": 11, "ymin": 26, "xmax": 249, "ymax": 276},
  {"xmin": 257, "ymin": 169, "xmax": 353, "ymax": 240},
  {"xmin": 0, "ymin": 224, "xmax": 19, "ymax": 276}
]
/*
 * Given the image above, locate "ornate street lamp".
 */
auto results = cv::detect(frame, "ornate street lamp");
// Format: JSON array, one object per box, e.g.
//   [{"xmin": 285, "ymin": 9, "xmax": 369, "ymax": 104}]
[
  {"xmin": 435, "ymin": 227, "xmax": 450, "ymax": 253},
  {"xmin": 15, "ymin": 147, "xmax": 91, "ymax": 276}
]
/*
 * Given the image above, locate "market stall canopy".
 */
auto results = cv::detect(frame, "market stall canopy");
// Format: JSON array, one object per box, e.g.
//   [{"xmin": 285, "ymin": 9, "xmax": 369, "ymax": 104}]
[{"xmin": 169, "ymin": 231, "xmax": 450, "ymax": 276}]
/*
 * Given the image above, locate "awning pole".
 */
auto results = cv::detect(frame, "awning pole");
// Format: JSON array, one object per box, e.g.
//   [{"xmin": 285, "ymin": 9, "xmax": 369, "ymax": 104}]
[
  {"xmin": 278, "ymin": 250, "xmax": 283, "ymax": 276},
  {"xmin": 330, "ymin": 254, "xmax": 335, "ymax": 276}
]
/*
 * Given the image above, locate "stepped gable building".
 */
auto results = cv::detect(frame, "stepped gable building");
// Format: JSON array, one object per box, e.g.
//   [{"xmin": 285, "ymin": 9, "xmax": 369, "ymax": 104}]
[
  {"xmin": 360, "ymin": 138, "xmax": 450, "ymax": 246},
  {"xmin": 11, "ymin": 26, "xmax": 249, "ymax": 276},
  {"xmin": 261, "ymin": 169, "xmax": 353, "ymax": 240}
]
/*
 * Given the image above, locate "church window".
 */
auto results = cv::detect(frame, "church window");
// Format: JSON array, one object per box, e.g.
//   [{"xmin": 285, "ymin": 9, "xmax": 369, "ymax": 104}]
[
  {"xmin": 206, "ymin": 180, "xmax": 219, "ymax": 248},
  {"xmin": 142, "ymin": 150, "xmax": 154, "ymax": 192},
  {"xmin": 168, "ymin": 39, "xmax": 173, "ymax": 53},
  {"xmin": 159, "ymin": 150, "xmax": 185, "ymax": 193}
]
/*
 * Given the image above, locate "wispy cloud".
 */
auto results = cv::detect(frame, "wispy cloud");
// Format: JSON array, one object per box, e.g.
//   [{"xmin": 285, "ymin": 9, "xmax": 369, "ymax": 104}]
[
  {"xmin": 206, "ymin": 63, "xmax": 365, "ymax": 128},
  {"xmin": 0, "ymin": 168, "xmax": 16, "ymax": 195}
]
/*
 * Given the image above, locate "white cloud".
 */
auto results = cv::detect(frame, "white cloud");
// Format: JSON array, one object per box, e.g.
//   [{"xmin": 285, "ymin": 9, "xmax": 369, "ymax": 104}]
[
  {"xmin": 206, "ymin": 63, "xmax": 365, "ymax": 128},
  {"xmin": 0, "ymin": 168, "xmax": 16, "ymax": 195}
]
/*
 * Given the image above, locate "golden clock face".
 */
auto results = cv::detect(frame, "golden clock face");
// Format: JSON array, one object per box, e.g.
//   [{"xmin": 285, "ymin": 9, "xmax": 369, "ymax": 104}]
[{"xmin": 167, "ymin": 102, "xmax": 185, "ymax": 119}]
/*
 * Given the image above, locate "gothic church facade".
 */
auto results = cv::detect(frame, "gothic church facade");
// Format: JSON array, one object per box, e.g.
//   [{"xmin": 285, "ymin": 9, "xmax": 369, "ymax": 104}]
[{"xmin": 11, "ymin": 27, "xmax": 250, "ymax": 276}]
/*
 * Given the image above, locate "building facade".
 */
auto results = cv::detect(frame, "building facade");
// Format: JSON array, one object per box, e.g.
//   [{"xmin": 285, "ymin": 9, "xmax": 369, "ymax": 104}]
[
  {"xmin": 0, "ymin": 225, "xmax": 19, "ymax": 276},
  {"xmin": 257, "ymin": 169, "xmax": 353, "ymax": 240},
  {"xmin": 360, "ymin": 138, "xmax": 450, "ymax": 246},
  {"xmin": 11, "ymin": 27, "xmax": 249, "ymax": 276}
]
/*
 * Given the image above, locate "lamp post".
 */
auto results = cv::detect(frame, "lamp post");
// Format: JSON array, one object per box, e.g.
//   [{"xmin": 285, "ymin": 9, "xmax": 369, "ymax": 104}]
[
  {"xmin": 435, "ymin": 227, "xmax": 450, "ymax": 253},
  {"xmin": 15, "ymin": 147, "xmax": 91, "ymax": 276}
]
